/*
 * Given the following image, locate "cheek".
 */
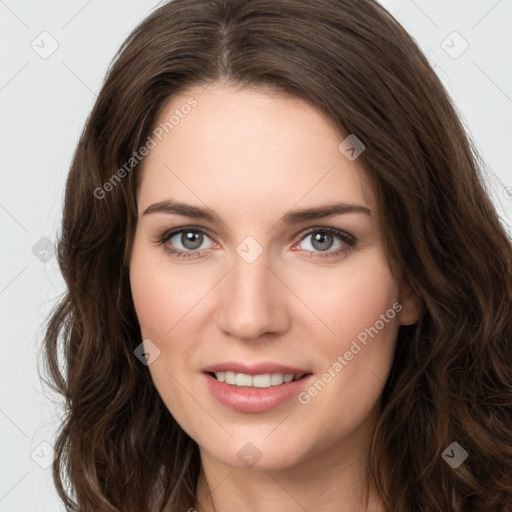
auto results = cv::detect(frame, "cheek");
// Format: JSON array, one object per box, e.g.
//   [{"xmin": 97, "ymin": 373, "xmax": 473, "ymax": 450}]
[
  {"xmin": 129, "ymin": 272, "xmax": 172, "ymax": 344},
  {"xmin": 292, "ymin": 250, "xmax": 400, "ymax": 406},
  {"xmin": 129, "ymin": 242, "xmax": 208, "ymax": 434},
  {"xmin": 129, "ymin": 240, "xmax": 212, "ymax": 342},
  {"xmin": 289, "ymin": 248, "xmax": 399, "ymax": 346},
  {"xmin": 334, "ymin": 265, "xmax": 398, "ymax": 344}
]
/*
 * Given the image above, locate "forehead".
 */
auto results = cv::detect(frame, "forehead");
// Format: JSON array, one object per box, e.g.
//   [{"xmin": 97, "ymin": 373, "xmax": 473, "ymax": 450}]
[{"xmin": 137, "ymin": 83, "xmax": 376, "ymax": 222}]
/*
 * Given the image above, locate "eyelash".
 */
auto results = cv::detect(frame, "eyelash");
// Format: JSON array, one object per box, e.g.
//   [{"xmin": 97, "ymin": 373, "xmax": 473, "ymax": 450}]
[{"xmin": 154, "ymin": 225, "xmax": 356, "ymax": 260}]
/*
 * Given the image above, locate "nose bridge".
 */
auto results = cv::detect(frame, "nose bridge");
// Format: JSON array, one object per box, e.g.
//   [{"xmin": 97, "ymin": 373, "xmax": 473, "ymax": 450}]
[{"xmin": 216, "ymin": 244, "xmax": 289, "ymax": 340}]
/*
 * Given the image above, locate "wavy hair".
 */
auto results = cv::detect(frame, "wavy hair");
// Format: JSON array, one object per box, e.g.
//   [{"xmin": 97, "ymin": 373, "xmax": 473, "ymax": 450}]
[{"xmin": 40, "ymin": 0, "xmax": 512, "ymax": 510}]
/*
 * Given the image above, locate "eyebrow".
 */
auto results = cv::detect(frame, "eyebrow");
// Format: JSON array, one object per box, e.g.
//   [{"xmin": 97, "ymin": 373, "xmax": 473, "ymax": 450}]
[{"xmin": 142, "ymin": 199, "xmax": 372, "ymax": 224}]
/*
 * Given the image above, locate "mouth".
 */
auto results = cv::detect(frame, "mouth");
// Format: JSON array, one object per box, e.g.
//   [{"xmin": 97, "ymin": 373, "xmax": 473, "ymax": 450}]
[
  {"xmin": 203, "ymin": 370, "xmax": 315, "ymax": 413},
  {"xmin": 207, "ymin": 371, "xmax": 311, "ymax": 388}
]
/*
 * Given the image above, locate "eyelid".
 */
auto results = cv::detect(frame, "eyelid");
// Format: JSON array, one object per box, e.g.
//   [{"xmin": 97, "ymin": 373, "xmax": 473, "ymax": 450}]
[
  {"xmin": 296, "ymin": 226, "xmax": 355, "ymax": 245},
  {"xmin": 156, "ymin": 225, "xmax": 217, "ymax": 250}
]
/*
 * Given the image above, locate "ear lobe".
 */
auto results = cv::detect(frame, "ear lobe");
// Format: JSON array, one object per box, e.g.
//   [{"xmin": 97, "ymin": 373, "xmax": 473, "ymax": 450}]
[{"xmin": 398, "ymin": 279, "xmax": 421, "ymax": 326}]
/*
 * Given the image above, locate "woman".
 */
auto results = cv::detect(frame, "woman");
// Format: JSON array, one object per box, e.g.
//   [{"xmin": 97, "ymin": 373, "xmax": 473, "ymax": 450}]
[{"xmin": 41, "ymin": 0, "xmax": 512, "ymax": 510}]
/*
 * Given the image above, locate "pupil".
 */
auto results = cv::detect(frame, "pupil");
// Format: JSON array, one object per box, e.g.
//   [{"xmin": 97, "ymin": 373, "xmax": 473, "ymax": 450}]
[
  {"xmin": 182, "ymin": 231, "xmax": 203, "ymax": 250},
  {"xmin": 312, "ymin": 232, "xmax": 333, "ymax": 251}
]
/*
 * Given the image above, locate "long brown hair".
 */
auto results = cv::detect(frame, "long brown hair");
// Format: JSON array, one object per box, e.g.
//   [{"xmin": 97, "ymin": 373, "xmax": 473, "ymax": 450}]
[{"xmin": 40, "ymin": 0, "xmax": 512, "ymax": 510}]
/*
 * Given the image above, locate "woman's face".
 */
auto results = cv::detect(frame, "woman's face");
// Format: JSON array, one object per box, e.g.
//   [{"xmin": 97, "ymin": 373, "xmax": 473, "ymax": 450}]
[{"xmin": 129, "ymin": 83, "xmax": 419, "ymax": 471}]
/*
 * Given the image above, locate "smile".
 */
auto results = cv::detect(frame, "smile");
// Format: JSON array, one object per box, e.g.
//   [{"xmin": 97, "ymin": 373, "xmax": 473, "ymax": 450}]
[
  {"xmin": 203, "ymin": 372, "xmax": 313, "ymax": 413},
  {"xmin": 211, "ymin": 371, "xmax": 306, "ymax": 387}
]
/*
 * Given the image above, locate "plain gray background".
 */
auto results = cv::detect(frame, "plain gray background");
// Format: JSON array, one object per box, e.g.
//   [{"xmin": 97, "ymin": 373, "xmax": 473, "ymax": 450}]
[{"xmin": 0, "ymin": 0, "xmax": 511, "ymax": 510}]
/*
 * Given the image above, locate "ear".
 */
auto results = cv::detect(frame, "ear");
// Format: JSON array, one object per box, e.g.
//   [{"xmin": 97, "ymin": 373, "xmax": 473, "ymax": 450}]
[{"xmin": 398, "ymin": 278, "xmax": 421, "ymax": 326}]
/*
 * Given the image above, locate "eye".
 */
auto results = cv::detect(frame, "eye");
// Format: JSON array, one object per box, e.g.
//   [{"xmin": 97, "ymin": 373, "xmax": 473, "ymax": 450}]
[
  {"xmin": 155, "ymin": 225, "xmax": 356, "ymax": 260},
  {"xmin": 156, "ymin": 226, "xmax": 215, "ymax": 259},
  {"xmin": 295, "ymin": 227, "xmax": 356, "ymax": 259}
]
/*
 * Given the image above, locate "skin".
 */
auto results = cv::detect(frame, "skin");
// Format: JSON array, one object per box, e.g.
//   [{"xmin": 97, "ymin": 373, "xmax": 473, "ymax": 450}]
[{"xmin": 129, "ymin": 82, "xmax": 420, "ymax": 512}]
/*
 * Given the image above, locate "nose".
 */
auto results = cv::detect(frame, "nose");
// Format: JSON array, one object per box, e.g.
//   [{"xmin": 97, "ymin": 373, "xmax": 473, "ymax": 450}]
[{"xmin": 216, "ymin": 249, "xmax": 291, "ymax": 341}]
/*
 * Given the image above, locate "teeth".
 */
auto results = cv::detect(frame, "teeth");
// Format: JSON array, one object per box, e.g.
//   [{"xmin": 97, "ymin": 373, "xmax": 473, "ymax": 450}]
[{"xmin": 213, "ymin": 371, "xmax": 305, "ymax": 387}]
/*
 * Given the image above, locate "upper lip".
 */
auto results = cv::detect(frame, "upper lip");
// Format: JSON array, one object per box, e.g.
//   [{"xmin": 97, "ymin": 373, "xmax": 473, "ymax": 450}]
[{"xmin": 202, "ymin": 361, "xmax": 311, "ymax": 375}]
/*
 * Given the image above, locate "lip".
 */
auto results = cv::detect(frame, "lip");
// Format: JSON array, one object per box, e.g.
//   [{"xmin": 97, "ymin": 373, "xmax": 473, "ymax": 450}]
[
  {"xmin": 203, "ymin": 371, "xmax": 314, "ymax": 413},
  {"xmin": 202, "ymin": 361, "xmax": 310, "ymax": 375}
]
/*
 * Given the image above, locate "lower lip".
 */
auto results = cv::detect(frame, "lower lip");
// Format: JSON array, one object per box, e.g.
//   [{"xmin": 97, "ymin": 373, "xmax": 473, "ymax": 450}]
[{"xmin": 203, "ymin": 372, "xmax": 313, "ymax": 413}]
